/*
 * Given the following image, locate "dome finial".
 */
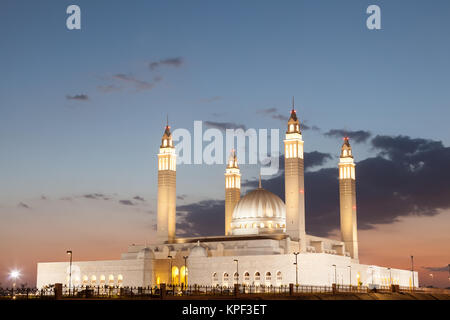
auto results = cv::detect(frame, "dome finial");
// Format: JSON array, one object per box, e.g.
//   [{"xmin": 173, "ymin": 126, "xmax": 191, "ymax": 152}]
[{"xmin": 292, "ymin": 96, "xmax": 295, "ymax": 112}]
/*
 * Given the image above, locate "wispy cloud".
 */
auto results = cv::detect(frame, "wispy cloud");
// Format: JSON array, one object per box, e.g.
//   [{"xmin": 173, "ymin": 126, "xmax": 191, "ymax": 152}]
[
  {"xmin": 83, "ymin": 193, "xmax": 107, "ymax": 200},
  {"xmin": 149, "ymin": 57, "xmax": 184, "ymax": 70},
  {"xmin": 18, "ymin": 202, "xmax": 30, "ymax": 209},
  {"xmin": 66, "ymin": 94, "xmax": 89, "ymax": 101},
  {"xmin": 177, "ymin": 194, "xmax": 188, "ymax": 200},
  {"xmin": 133, "ymin": 196, "xmax": 145, "ymax": 202},
  {"xmin": 422, "ymin": 266, "xmax": 448, "ymax": 272},
  {"xmin": 257, "ymin": 107, "xmax": 288, "ymax": 121},
  {"xmin": 204, "ymin": 121, "xmax": 247, "ymax": 131},
  {"xmin": 119, "ymin": 199, "xmax": 134, "ymax": 206},
  {"xmin": 112, "ymin": 74, "xmax": 155, "ymax": 91},
  {"xmin": 324, "ymin": 129, "xmax": 372, "ymax": 143}
]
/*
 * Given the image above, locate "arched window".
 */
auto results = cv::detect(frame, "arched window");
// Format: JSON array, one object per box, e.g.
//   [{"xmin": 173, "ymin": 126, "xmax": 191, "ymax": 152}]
[
  {"xmin": 290, "ymin": 124, "xmax": 294, "ymax": 132},
  {"xmin": 260, "ymin": 223, "xmax": 264, "ymax": 228},
  {"xmin": 265, "ymin": 272, "xmax": 271, "ymax": 281},
  {"xmin": 90, "ymin": 275, "xmax": 97, "ymax": 286},
  {"xmin": 223, "ymin": 273, "xmax": 229, "ymax": 286},
  {"xmin": 117, "ymin": 274, "xmax": 123, "ymax": 287},
  {"xmin": 180, "ymin": 266, "xmax": 188, "ymax": 285},
  {"xmin": 212, "ymin": 272, "xmax": 218, "ymax": 283},
  {"xmin": 82, "ymin": 275, "xmax": 88, "ymax": 286},
  {"xmin": 100, "ymin": 275, "xmax": 106, "ymax": 286},
  {"xmin": 254, "ymin": 272, "xmax": 261, "ymax": 281},
  {"xmin": 244, "ymin": 272, "xmax": 250, "ymax": 282},
  {"xmin": 276, "ymin": 271, "xmax": 282, "ymax": 281},
  {"xmin": 172, "ymin": 266, "xmax": 180, "ymax": 285},
  {"xmin": 108, "ymin": 275, "xmax": 114, "ymax": 286}
]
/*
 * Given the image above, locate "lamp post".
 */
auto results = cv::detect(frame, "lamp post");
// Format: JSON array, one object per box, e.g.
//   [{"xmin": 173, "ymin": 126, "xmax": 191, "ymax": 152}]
[
  {"xmin": 293, "ymin": 252, "xmax": 299, "ymax": 286},
  {"xmin": 332, "ymin": 265, "xmax": 337, "ymax": 285},
  {"xmin": 66, "ymin": 250, "xmax": 73, "ymax": 296},
  {"xmin": 234, "ymin": 259, "xmax": 239, "ymax": 286},
  {"xmin": 183, "ymin": 256, "xmax": 188, "ymax": 288},
  {"xmin": 429, "ymin": 274, "xmax": 434, "ymax": 287},
  {"xmin": 348, "ymin": 266, "xmax": 352, "ymax": 287},
  {"xmin": 9, "ymin": 270, "xmax": 20, "ymax": 299},
  {"xmin": 410, "ymin": 255, "xmax": 415, "ymax": 289},
  {"xmin": 168, "ymin": 255, "xmax": 173, "ymax": 286}
]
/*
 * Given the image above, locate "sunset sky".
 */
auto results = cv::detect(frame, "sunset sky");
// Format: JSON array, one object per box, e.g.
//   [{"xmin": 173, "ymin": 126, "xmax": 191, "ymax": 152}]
[{"xmin": 1, "ymin": 0, "xmax": 449, "ymax": 288}]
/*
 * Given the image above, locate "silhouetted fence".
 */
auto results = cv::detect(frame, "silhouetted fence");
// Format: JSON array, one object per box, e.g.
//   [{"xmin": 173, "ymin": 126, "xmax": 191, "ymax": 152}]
[{"xmin": 0, "ymin": 283, "xmax": 436, "ymax": 300}]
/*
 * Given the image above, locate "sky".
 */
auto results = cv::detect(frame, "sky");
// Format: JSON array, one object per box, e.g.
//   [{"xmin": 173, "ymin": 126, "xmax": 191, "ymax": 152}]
[{"xmin": 0, "ymin": 0, "xmax": 449, "ymax": 288}]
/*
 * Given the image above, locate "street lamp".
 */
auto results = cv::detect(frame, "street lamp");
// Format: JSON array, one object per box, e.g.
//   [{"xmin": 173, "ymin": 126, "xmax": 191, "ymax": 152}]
[
  {"xmin": 332, "ymin": 265, "xmax": 337, "ymax": 285},
  {"xmin": 429, "ymin": 274, "xmax": 434, "ymax": 287},
  {"xmin": 347, "ymin": 266, "xmax": 352, "ymax": 287},
  {"xmin": 9, "ymin": 270, "xmax": 20, "ymax": 299},
  {"xmin": 410, "ymin": 255, "xmax": 415, "ymax": 289},
  {"xmin": 168, "ymin": 255, "xmax": 173, "ymax": 286},
  {"xmin": 66, "ymin": 250, "xmax": 73, "ymax": 296},
  {"xmin": 183, "ymin": 256, "xmax": 188, "ymax": 288},
  {"xmin": 234, "ymin": 259, "xmax": 239, "ymax": 286},
  {"xmin": 293, "ymin": 252, "xmax": 299, "ymax": 286}
]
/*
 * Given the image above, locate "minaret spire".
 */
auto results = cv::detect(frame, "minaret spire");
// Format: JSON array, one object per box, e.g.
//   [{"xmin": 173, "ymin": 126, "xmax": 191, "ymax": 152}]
[
  {"xmin": 157, "ymin": 118, "xmax": 177, "ymax": 243},
  {"xmin": 339, "ymin": 137, "xmax": 358, "ymax": 259},
  {"xmin": 284, "ymin": 101, "xmax": 306, "ymax": 246},
  {"xmin": 225, "ymin": 150, "xmax": 241, "ymax": 235},
  {"xmin": 258, "ymin": 173, "xmax": 262, "ymax": 189}
]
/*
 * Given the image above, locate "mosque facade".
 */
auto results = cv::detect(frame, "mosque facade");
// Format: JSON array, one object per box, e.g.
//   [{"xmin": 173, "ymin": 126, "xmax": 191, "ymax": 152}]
[{"xmin": 36, "ymin": 106, "xmax": 418, "ymax": 289}]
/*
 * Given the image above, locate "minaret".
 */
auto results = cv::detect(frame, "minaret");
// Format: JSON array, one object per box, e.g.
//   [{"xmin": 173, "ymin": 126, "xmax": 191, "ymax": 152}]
[
  {"xmin": 339, "ymin": 137, "xmax": 358, "ymax": 259},
  {"xmin": 225, "ymin": 150, "xmax": 241, "ymax": 235},
  {"xmin": 284, "ymin": 97, "xmax": 306, "ymax": 243},
  {"xmin": 157, "ymin": 120, "xmax": 177, "ymax": 243}
]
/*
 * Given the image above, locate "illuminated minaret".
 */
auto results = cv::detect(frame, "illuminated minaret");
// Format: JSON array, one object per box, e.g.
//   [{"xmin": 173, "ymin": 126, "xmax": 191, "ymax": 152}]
[
  {"xmin": 339, "ymin": 137, "xmax": 359, "ymax": 259},
  {"xmin": 225, "ymin": 150, "xmax": 241, "ymax": 235},
  {"xmin": 156, "ymin": 120, "xmax": 177, "ymax": 243},
  {"xmin": 284, "ymin": 97, "xmax": 306, "ymax": 243}
]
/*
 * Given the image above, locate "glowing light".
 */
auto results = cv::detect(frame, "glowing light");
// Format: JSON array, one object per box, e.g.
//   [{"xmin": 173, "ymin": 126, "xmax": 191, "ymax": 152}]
[{"xmin": 10, "ymin": 270, "xmax": 20, "ymax": 279}]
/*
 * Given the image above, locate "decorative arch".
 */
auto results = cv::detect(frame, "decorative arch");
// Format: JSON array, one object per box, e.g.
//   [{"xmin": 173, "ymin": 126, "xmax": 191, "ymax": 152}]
[
  {"xmin": 172, "ymin": 266, "xmax": 180, "ymax": 285},
  {"xmin": 180, "ymin": 266, "xmax": 188, "ymax": 285}
]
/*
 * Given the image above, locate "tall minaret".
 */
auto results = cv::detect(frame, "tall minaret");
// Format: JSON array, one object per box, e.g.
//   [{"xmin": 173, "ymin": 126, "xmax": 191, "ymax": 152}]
[
  {"xmin": 339, "ymin": 137, "xmax": 358, "ymax": 259},
  {"xmin": 284, "ymin": 97, "xmax": 306, "ymax": 243},
  {"xmin": 156, "ymin": 120, "xmax": 177, "ymax": 243},
  {"xmin": 225, "ymin": 150, "xmax": 241, "ymax": 235}
]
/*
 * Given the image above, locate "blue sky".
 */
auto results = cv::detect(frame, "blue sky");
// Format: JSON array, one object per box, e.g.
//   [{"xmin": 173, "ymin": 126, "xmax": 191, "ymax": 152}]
[{"xmin": 1, "ymin": 0, "xmax": 450, "ymax": 286}]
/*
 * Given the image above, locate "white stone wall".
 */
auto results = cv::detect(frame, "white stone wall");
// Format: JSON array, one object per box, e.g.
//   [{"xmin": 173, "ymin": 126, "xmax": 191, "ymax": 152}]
[
  {"xmin": 187, "ymin": 253, "xmax": 418, "ymax": 288},
  {"xmin": 36, "ymin": 259, "xmax": 152, "ymax": 288}
]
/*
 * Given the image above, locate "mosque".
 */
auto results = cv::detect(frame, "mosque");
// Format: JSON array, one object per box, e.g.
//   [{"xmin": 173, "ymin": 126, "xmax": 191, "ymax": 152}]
[{"xmin": 36, "ymin": 105, "xmax": 418, "ymax": 289}]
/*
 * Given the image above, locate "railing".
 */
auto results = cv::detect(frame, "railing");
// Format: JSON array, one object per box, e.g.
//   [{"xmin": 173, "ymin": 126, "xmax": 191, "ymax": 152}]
[{"xmin": 0, "ymin": 284, "xmax": 445, "ymax": 300}]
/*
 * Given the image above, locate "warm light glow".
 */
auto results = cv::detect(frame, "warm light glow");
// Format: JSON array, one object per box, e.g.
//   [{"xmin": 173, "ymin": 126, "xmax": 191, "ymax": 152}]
[{"xmin": 9, "ymin": 270, "xmax": 20, "ymax": 279}]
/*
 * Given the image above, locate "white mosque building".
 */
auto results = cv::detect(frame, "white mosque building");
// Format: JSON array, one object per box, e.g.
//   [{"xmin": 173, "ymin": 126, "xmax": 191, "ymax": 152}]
[{"xmin": 36, "ymin": 105, "xmax": 418, "ymax": 289}]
